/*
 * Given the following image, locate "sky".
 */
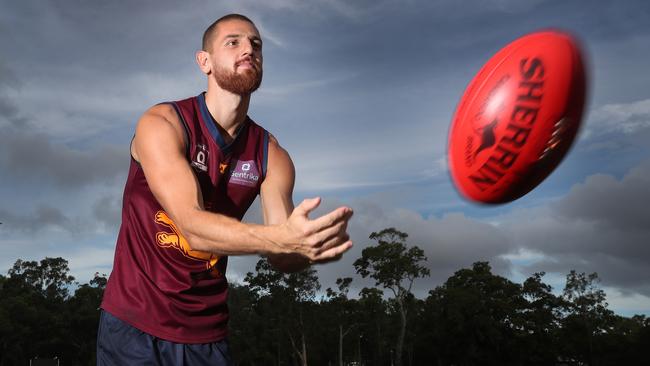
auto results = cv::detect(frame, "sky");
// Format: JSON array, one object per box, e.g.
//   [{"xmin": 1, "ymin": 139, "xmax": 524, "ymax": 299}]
[{"xmin": 1, "ymin": 0, "xmax": 649, "ymax": 316}]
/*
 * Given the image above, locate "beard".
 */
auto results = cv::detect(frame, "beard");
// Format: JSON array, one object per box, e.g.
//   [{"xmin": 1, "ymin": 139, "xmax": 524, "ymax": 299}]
[{"xmin": 213, "ymin": 63, "xmax": 263, "ymax": 95}]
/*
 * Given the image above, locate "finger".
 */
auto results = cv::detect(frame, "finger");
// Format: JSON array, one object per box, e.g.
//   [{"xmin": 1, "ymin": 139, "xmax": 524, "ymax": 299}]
[
  {"xmin": 345, "ymin": 208, "xmax": 354, "ymax": 219},
  {"xmin": 293, "ymin": 197, "xmax": 321, "ymax": 217},
  {"xmin": 314, "ymin": 233, "xmax": 350, "ymax": 256},
  {"xmin": 313, "ymin": 240, "xmax": 353, "ymax": 261},
  {"xmin": 340, "ymin": 214, "xmax": 351, "ymax": 232},
  {"xmin": 309, "ymin": 219, "xmax": 349, "ymax": 248},
  {"xmin": 309, "ymin": 206, "xmax": 351, "ymax": 232},
  {"xmin": 336, "ymin": 210, "xmax": 353, "ymax": 232}
]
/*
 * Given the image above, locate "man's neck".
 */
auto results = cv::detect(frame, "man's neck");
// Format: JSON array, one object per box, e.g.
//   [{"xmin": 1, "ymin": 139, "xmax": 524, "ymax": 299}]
[{"xmin": 204, "ymin": 85, "xmax": 251, "ymax": 141}]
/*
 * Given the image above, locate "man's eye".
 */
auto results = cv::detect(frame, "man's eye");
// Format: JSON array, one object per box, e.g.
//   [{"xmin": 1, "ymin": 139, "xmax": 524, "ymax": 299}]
[{"xmin": 226, "ymin": 40, "xmax": 238, "ymax": 46}]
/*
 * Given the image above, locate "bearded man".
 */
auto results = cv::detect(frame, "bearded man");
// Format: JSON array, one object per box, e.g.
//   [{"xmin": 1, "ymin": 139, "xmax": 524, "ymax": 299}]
[{"xmin": 97, "ymin": 14, "xmax": 354, "ymax": 365}]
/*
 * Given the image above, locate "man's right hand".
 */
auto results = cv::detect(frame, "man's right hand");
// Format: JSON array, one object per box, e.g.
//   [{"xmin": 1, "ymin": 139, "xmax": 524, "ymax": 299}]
[{"xmin": 272, "ymin": 197, "xmax": 353, "ymax": 262}]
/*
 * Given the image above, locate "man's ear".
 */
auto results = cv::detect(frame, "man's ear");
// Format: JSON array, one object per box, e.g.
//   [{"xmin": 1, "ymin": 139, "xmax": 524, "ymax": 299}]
[{"xmin": 196, "ymin": 50, "xmax": 211, "ymax": 75}]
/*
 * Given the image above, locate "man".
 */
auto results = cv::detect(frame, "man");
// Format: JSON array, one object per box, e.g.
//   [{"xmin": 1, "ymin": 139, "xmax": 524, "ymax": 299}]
[{"xmin": 97, "ymin": 14, "xmax": 354, "ymax": 365}]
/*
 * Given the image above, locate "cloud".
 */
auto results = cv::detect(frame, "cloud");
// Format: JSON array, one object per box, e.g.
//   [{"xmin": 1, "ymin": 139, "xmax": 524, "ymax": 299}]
[
  {"xmin": 291, "ymin": 146, "xmax": 446, "ymax": 193},
  {"xmin": 605, "ymin": 287, "xmax": 650, "ymax": 316},
  {"xmin": 0, "ymin": 189, "xmax": 124, "ymax": 236},
  {"xmin": 487, "ymin": 0, "xmax": 547, "ymax": 13},
  {"xmin": 4, "ymin": 66, "xmax": 199, "ymax": 142},
  {"xmin": 0, "ymin": 60, "xmax": 18, "ymax": 87},
  {"xmin": 0, "ymin": 95, "xmax": 27, "ymax": 129},
  {"xmin": 498, "ymin": 159, "xmax": 650, "ymax": 295},
  {"xmin": 0, "ymin": 61, "xmax": 27, "ymax": 128},
  {"xmin": 0, "ymin": 128, "xmax": 129, "ymax": 189},
  {"xmin": 582, "ymin": 98, "xmax": 650, "ymax": 139},
  {"xmin": 233, "ymin": 0, "xmax": 391, "ymax": 23},
  {"xmin": 554, "ymin": 163, "xmax": 650, "ymax": 231},
  {"xmin": 257, "ymin": 72, "xmax": 359, "ymax": 99},
  {"xmin": 92, "ymin": 194, "xmax": 123, "ymax": 232},
  {"xmin": 0, "ymin": 205, "xmax": 73, "ymax": 234}
]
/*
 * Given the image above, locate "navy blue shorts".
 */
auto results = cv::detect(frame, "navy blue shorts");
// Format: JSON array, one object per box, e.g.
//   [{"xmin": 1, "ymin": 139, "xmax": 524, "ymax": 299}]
[{"xmin": 97, "ymin": 310, "xmax": 233, "ymax": 366}]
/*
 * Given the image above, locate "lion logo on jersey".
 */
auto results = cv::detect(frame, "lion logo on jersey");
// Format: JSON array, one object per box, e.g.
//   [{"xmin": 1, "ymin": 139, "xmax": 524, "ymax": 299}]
[{"xmin": 154, "ymin": 210, "xmax": 223, "ymax": 278}]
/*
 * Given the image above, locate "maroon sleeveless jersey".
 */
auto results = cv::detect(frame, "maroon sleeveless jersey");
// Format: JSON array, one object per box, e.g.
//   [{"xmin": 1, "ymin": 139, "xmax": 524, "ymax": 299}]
[{"xmin": 101, "ymin": 93, "xmax": 269, "ymax": 343}]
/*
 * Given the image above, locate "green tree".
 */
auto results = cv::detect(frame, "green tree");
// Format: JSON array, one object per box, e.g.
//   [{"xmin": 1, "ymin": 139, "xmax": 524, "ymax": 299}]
[
  {"xmin": 228, "ymin": 281, "xmax": 277, "ymax": 365},
  {"xmin": 422, "ymin": 262, "xmax": 525, "ymax": 366},
  {"xmin": 520, "ymin": 272, "xmax": 562, "ymax": 365},
  {"xmin": 357, "ymin": 287, "xmax": 387, "ymax": 366},
  {"xmin": 65, "ymin": 272, "xmax": 107, "ymax": 365},
  {"xmin": 594, "ymin": 314, "xmax": 648, "ymax": 365},
  {"xmin": 245, "ymin": 258, "xmax": 321, "ymax": 366},
  {"xmin": 325, "ymin": 277, "xmax": 357, "ymax": 366},
  {"xmin": 353, "ymin": 228, "xmax": 429, "ymax": 366},
  {"xmin": 8, "ymin": 258, "xmax": 75, "ymax": 300},
  {"xmin": 0, "ymin": 258, "xmax": 76, "ymax": 365},
  {"xmin": 559, "ymin": 271, "xmax": 615, "ymax": 365}
]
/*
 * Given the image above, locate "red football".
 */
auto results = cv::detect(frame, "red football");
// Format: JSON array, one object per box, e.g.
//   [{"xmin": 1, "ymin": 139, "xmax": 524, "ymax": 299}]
[{"xmin": 447, "ymin": 30, "xmax": 587, "ymax": 204}]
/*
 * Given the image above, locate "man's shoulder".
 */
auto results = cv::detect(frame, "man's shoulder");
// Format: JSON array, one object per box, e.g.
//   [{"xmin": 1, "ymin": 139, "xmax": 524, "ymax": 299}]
[
  {"xmin": 266, "ymin": 132, "xmax": 293, "ymax": 171},
  {"xmin": 143, "ymin": 93, "xmax": 201, "ymax": 122},
  {"xmin": 143, "ymin": 103, "xmax": 180, "ymax": 125},
  {"xmin": 135, "ymin": 102, "xmax": 187, "ymax": 145}
]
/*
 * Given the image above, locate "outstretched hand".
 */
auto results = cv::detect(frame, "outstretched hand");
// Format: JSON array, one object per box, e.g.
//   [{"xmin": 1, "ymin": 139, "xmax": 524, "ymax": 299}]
[{"xmin": 278, "ymin": 197, "xmax": 353, "ymax": 263}]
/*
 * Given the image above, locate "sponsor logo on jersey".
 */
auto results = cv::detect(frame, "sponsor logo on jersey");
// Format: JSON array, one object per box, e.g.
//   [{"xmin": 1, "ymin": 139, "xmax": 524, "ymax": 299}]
[
  {"xmin": 191, "ymin": 144, "xmax": 209, "ymax": 172},
  {"xmin": 229, "ymin": 160, "xmax": 259, "ymax": 187}
]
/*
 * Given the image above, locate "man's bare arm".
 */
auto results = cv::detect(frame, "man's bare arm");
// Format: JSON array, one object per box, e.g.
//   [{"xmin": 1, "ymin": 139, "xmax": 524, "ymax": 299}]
[{"xmin": 132, "ymin": 104, "xmax": 353, "ymax": 261}]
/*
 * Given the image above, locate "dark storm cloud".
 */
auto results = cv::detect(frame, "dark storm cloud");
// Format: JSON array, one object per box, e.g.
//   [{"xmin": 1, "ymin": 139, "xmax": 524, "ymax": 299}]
[
  {"xmin": 0, "ymin": 128, "xmax": 129, "ymax": 189},
  {"xmin": 0, "ymin": 61, "xmax": 27, "ymax": 127},
  {"xmin": 244, "ymin": 0, "xmax": 650, "ymax": 89},
  {"xmin": 0, "ymin": 205, "xmax": 73, "ymax": 233},
  {"xmin": 499, "ymin": 160, "xmax": 650, "ymax": 295},
  {"xmin": 554, "ymin": 165, "xmax": 650, "ymax": 232},
  {"xmin": 0, "ymin": 94, "xmax": 27, "ymax": 130},
  {"xmin": 0, "ymin": 0, "xmax": 278, "ymax": 81},
  {"xmin": 92, "ymin": 194, "xmax": 123, "ymax": 231},
  {"xmin": 0, "ymin": 98, "xmax": 23, "ymax": 126},
  {"xmin": 0, "ymin": 60, "xmax": 18, "ymax": 87},
  {"xmin": 0, "ymin": 192, "xmax": 124, "ymax": 238}
]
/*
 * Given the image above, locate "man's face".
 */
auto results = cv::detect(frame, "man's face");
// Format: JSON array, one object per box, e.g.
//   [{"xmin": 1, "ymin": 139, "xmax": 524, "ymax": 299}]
[{"xmin": 209, "ymin": 19, "xmax": 263, "ymax": 95}]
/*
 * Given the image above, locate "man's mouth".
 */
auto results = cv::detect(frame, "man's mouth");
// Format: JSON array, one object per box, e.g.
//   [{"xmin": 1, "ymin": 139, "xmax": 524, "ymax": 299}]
[{"xmin": 236, "ymin": 59, "xmax": 256, "ymax": 70}]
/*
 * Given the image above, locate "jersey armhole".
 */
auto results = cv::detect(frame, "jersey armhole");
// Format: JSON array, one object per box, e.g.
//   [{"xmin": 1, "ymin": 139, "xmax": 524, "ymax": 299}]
[
  {"xmin": 262, "ymin": 130, "xmax": 269, "ymax": 178},
  {"xmin": 129, "ymin": 134, "xmax": 137, "ymax": 163},
  {"xmin": 158, "ymin": 102, "xmax": 191, "ymax": 159}
]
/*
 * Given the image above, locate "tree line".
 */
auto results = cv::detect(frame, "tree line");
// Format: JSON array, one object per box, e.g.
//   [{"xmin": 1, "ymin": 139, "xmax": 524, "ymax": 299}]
[{"xmin": 0, "ymin": 228, "xmax": 648, "ymax": 365}]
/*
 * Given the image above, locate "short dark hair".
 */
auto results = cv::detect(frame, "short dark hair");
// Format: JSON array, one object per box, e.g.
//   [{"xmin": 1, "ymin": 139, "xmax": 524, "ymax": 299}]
[{"xmin": 202, "ymin": 14, "xmax": 256, "ymax": 52}]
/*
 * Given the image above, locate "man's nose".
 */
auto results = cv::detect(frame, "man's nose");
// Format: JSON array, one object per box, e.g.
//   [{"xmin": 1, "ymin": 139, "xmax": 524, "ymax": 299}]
[{"xmin": 240, "ymin": 38, "xmax": 253, "ymax": 57}]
